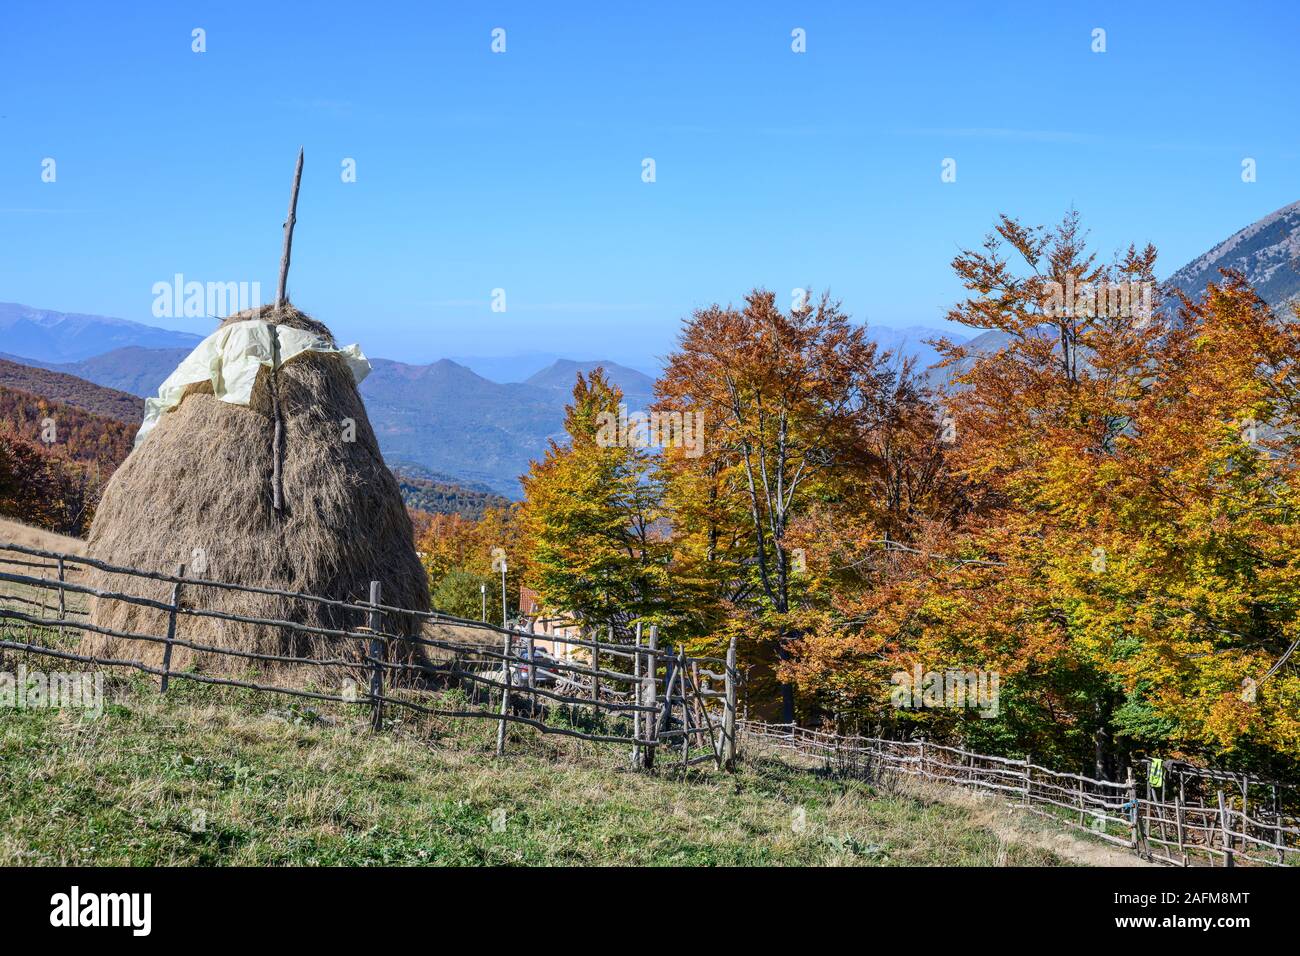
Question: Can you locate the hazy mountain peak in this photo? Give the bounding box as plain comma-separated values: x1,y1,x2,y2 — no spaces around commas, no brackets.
0,301,202,363
525,358,655,390
369,356,493,385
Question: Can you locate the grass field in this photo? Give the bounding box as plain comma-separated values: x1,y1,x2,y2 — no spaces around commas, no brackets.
0,663,1094,867
0,516,1121,867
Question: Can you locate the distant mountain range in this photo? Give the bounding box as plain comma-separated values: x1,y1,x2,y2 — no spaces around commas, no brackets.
0,302,200,362
0,316,931,495
0,306,659,497
361,357,655,495
0,356,512,522
5,204,1295,496
447,351,660,385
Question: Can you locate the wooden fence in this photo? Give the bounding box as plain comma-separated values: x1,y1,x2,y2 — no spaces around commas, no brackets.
0,541,741,771
739,720,1300,867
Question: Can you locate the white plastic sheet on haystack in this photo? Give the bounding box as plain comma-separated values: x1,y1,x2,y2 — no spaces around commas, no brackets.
134,319,371,448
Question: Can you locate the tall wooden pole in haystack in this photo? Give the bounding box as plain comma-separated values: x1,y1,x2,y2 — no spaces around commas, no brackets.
271,147,304,513
276,148,304,310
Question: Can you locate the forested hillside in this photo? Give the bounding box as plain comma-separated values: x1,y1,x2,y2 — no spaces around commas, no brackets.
0,357,144,424
0,384,134,469
0,383,135,536
397,473,509,519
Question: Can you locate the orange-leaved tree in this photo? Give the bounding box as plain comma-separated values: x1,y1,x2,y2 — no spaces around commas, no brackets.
656,289,903,722
417,506,524,625
870,209,1300,774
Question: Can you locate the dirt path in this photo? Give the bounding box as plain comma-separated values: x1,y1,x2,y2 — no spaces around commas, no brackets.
743,733,1152,867
917,782,1152,867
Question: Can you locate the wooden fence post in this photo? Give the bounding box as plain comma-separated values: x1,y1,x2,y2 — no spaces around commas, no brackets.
679,646,690,770
691,658,702,729
641,625,658,769
159,563,185,693
56,556,66,642
656,646,681,767
367,580,384,732
632,622,642,768
1217,789,1234,867
36,556,48,620
722,634,738,771
1241,776,1250,854
1145,769,1153,846
1126,766,1139,849
496,623,513,755
1175,794,1186,862
1274,786,1284,865
590,625,606,719
1134,768,1147,855
1158,768,1169,843
1178,769,1186,860
526,632,536,718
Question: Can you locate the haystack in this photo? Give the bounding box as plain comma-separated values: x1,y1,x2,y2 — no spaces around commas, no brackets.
81,303,430,683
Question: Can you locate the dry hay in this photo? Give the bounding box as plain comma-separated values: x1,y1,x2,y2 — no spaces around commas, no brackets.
80,304,431,686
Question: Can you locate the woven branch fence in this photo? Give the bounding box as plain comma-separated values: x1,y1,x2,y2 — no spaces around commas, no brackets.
739,720,1300,867
10,537,1292,864
0,541,741,771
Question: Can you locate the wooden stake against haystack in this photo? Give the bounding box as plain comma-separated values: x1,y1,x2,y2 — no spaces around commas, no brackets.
271,147,304,512
277,148,304,310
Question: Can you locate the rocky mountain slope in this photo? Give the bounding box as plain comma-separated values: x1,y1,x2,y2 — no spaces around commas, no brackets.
1166,200,1300,309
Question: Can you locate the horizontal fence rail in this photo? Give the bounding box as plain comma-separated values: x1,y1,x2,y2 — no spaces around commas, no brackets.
0,542,741,770
738,720,1300,868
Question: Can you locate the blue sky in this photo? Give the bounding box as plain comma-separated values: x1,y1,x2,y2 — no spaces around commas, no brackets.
1,0,1297,371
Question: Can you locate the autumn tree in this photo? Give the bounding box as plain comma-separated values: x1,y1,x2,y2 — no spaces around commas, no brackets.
926,208,1165,770
0,429,105,537
812,209,1300,774
520,369,670,632
781,368,970,731
1049,274,1300,772
416,506,524,626
657,289,903,722
0,431,54,526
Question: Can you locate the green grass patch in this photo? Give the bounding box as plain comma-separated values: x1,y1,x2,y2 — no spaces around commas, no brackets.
0,665,1071,866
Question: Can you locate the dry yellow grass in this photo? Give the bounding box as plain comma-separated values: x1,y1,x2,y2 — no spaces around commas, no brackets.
0,517,91,618
0,517,86,555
